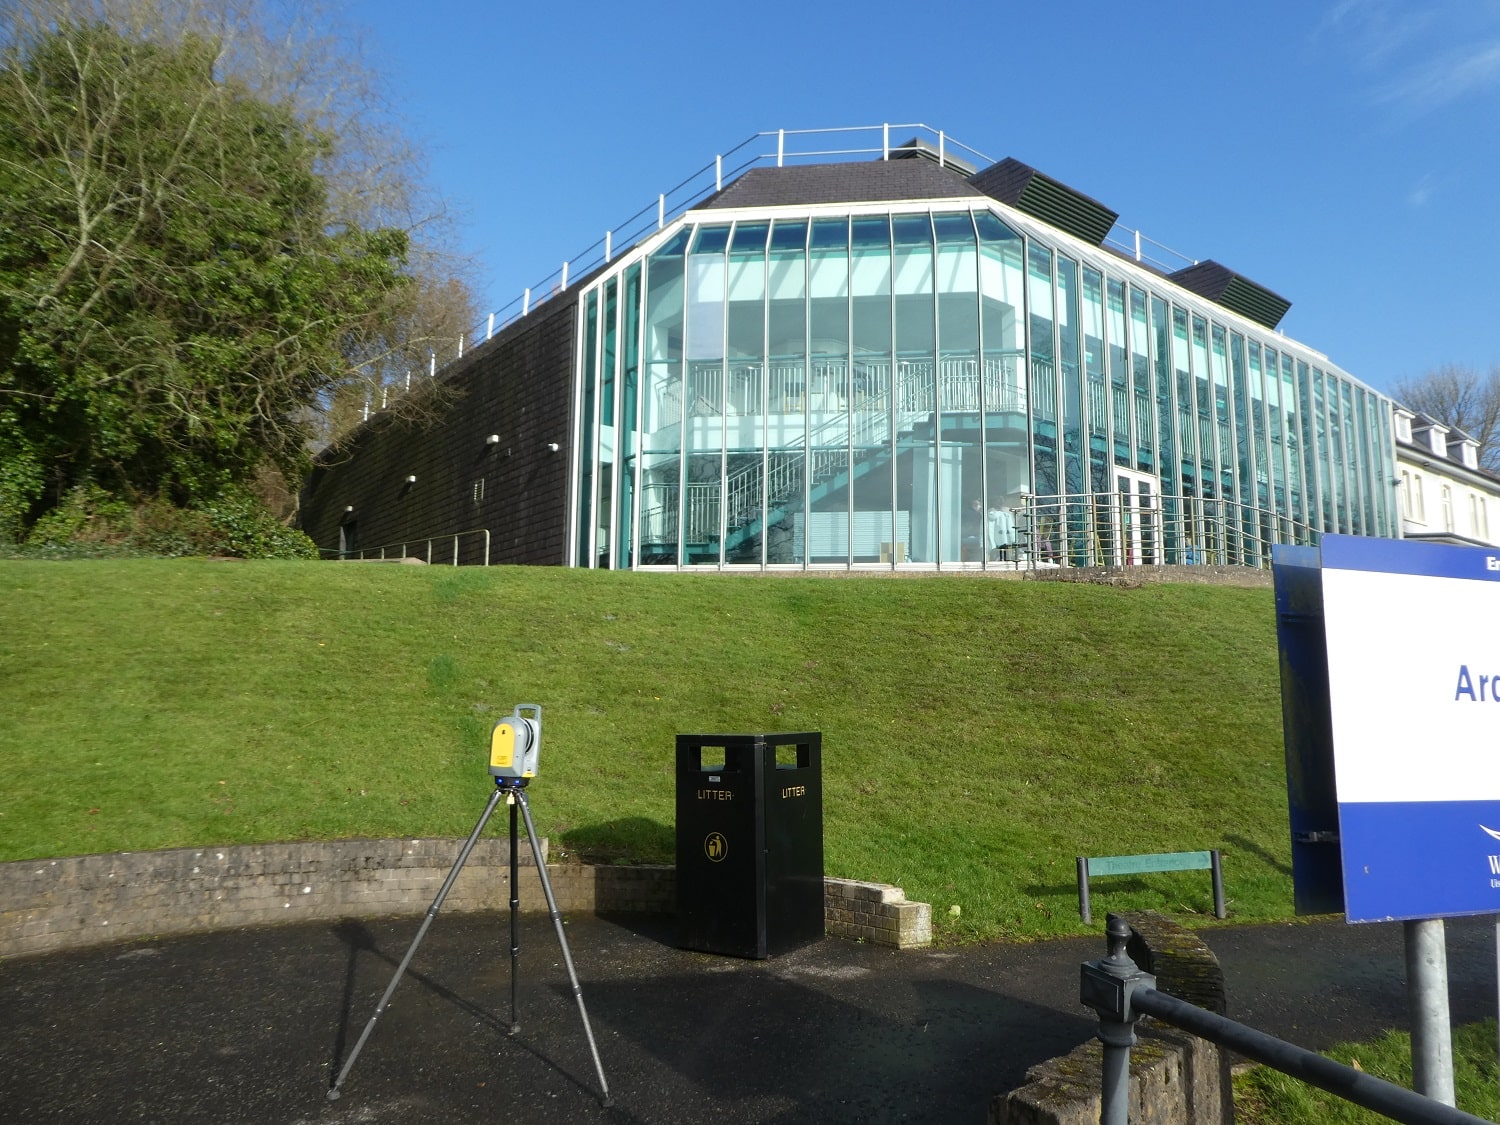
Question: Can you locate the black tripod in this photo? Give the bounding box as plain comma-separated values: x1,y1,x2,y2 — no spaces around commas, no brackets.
328,777,612,1106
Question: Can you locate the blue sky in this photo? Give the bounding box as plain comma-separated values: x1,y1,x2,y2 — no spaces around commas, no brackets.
350,0,1500,398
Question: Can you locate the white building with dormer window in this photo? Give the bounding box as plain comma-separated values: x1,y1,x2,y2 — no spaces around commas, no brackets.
1393,406,1500,547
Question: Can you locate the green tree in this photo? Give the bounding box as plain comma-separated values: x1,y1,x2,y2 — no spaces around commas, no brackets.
0,3,466,542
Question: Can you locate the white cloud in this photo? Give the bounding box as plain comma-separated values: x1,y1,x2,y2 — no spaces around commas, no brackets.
1408,173,1438,207
1317,0,1500,117
1378,41,1500,113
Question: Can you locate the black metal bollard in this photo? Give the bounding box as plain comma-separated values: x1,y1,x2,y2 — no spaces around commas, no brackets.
1079,914,1156,1125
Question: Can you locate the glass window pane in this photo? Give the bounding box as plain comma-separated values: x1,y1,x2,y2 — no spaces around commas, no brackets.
730,221,769,255
770,219,808,251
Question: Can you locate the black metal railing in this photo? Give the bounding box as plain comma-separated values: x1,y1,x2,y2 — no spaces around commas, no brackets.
1080,914,1490,1125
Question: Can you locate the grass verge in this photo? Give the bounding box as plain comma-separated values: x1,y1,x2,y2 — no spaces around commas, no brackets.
1235,1019,1500,1123
1,558,1293,941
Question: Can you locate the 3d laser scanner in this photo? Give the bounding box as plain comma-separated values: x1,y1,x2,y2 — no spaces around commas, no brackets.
489,704,541,780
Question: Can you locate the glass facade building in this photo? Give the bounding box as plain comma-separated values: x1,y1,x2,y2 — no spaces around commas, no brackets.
566,156,1397,571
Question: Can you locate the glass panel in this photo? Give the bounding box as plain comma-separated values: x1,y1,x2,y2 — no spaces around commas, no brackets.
978,213,1029,552
641,237,686,563
893,217,939,561
765,232,808,565
1285,353,1308,532
725,226,767,565
770,219,808,252
595,278,617,568
576,289,599,566
1083,267,1108,493
1057,257,1085,564
808,221,849,565
730,221,769,255
1230,331,1257,563
1130,288,1153,473
933,211,976,244
616,263,641,568
683,227,728,563
1153,296,1179,558
935,216,983,562
848,218,893,564
1107,278,1129,467
1028,244,1058,551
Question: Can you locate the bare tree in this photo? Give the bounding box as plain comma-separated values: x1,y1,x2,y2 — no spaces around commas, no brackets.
1392,363,1500,472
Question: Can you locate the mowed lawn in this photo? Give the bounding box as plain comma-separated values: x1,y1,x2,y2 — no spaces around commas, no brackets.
0,559,1295,941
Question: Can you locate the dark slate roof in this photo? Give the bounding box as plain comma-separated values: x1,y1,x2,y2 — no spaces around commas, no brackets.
968,157,1118,245
701,160,984,209
1168,260,1292,330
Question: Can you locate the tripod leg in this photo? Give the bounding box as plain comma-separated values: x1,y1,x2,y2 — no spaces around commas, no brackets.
516,790,613,1108
509,792,520,1034
328,786,506,1101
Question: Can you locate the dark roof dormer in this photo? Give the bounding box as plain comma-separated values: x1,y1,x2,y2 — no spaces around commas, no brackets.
968,157,1118,245
1168,260,1291,330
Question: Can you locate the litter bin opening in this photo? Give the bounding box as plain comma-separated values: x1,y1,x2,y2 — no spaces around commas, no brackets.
686,744,761,773
775,743,812,770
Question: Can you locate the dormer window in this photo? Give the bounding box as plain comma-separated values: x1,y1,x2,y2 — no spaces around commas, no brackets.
1394,412,1413,443
1428,427,1449,457
1459,440,1479,469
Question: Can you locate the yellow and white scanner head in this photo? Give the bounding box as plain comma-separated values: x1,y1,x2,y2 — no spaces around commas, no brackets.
489,704,542,779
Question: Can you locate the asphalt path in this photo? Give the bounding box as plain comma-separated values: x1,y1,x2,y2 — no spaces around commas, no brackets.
2,912,1497,1124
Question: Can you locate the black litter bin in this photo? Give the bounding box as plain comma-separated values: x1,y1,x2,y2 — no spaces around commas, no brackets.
675,732,824,959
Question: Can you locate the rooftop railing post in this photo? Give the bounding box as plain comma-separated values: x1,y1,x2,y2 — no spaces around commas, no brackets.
717,153,723,189
605,230,612,263
776,131,784,167
883,122,890,160
487,312,495,340
658,194,665,229
523,288,531,316
939,129,946,167
1080,915,1156,1125
561,261,569,290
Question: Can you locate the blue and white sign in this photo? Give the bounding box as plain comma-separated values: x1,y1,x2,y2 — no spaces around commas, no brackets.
1321,535,1500,922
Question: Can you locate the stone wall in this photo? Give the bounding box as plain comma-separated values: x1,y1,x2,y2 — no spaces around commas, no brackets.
990,911,1232,1125
0,839,931,959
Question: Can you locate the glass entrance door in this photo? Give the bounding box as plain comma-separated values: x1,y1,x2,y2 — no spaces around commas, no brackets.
1110,468,1160,566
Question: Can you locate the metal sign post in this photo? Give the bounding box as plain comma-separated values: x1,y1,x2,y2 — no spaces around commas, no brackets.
327,706,611,1107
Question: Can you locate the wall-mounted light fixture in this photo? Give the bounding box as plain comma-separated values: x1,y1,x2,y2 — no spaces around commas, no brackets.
405,474,417,484
344,505,355,513
547,443,560,453
486,434,501,446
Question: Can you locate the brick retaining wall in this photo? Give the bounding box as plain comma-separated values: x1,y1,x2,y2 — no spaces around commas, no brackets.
0,840,930,959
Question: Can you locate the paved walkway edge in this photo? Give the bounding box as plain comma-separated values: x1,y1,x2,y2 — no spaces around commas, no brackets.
0,839,931,958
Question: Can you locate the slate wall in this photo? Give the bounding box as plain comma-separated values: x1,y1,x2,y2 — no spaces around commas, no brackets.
300,293,579,566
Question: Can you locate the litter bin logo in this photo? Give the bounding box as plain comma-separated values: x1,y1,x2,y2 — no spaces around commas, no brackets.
704,832,728,862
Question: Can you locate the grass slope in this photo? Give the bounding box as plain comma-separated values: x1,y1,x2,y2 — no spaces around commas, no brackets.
0,559,1293,941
